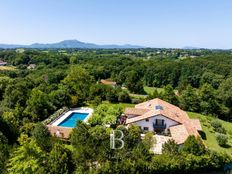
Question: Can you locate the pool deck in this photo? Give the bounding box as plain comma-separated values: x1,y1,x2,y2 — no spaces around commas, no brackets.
47,107,93,139
51,107,93,126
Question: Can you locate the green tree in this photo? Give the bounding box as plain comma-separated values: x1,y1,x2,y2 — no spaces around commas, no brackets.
89,104,122,126
2,78,33,109
0,76,12,101
47,143,73,174
200,72,224,89
179,85,200,112
125,70,144,94
0,132,9,174
49,87,70,108
125,125,141,149
162,139,179,154
7,139,46,174
118,91,131,103
24,88,54,121
199,84,229,118
62,66,93,106
31,123,52,152
106,88,119,103
162,84,178,105
182,135,205,155
218,77,232,117
142,131,155,149
2,112,19,128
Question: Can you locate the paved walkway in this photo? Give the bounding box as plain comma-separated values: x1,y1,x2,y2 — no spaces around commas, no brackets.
152,135,172,154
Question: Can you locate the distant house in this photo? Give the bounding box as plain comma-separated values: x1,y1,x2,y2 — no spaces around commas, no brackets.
0,60,7,66
124,98,202,145
27,64,36,70
100,79,117,88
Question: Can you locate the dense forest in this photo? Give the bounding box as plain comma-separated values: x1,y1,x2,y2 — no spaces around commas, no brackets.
0,48,232,173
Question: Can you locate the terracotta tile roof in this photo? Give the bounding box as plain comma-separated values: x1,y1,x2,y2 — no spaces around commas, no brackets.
125,98,201,144
124,108,150,116
47,125,73,139
100,79,117,86
191,119,203,131
169,125,189,144
126,98,189,124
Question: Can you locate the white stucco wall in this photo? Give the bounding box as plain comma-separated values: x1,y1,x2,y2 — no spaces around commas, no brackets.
132,115,179,131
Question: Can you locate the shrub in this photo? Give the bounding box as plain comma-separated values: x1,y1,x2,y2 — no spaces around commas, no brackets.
182,135,205,155
215,126,227,134
106,89,118,103
210,119,222,129
118,91,131,103
92,96,102,106
216,133,228,147
210,119,227,134
143,131,155,149
43,107,68,125
162,139,179,154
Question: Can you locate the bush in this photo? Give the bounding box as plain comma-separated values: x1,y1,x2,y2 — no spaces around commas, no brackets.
106,89,118,103
142,131,155,149
162,139,179,154
210,119,222,129
118,91,131,103
215,126,227,134
216,133,228,147
182,135,205,155
43,107,68,125
210,119,227,134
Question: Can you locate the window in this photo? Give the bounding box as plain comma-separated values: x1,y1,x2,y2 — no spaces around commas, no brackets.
143,127,149,131
145,118,149,122
155,105,164,110
155,119,164,126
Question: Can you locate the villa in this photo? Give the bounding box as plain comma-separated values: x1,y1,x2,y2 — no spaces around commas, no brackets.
124,98,202,145
47,107,93,139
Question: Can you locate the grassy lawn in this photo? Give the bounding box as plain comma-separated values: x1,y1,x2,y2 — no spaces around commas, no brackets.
129,93,148,99
0,66,16,71
144,86,179,96
144,86,164,95
101,101,135,109
188,112,232,154
86,101,135,110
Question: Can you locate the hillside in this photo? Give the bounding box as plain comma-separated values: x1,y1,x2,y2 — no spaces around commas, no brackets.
188,112,232,154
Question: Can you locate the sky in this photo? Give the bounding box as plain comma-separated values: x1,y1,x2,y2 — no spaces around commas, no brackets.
0,0,232,48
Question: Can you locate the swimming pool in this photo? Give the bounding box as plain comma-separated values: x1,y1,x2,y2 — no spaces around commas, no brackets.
58,112,89,128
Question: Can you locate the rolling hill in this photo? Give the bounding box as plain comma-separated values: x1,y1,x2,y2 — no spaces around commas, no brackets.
0,40,144,49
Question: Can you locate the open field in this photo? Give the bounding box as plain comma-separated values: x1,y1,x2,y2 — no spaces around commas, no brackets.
0,66,16,71
144,86,164,95
188,112,232,154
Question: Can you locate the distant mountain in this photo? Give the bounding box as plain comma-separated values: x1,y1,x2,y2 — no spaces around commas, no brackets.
182,46,201,50
0,44,23,49
0,40,144,49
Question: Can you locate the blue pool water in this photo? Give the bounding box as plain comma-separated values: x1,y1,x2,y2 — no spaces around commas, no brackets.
58,112,89,128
